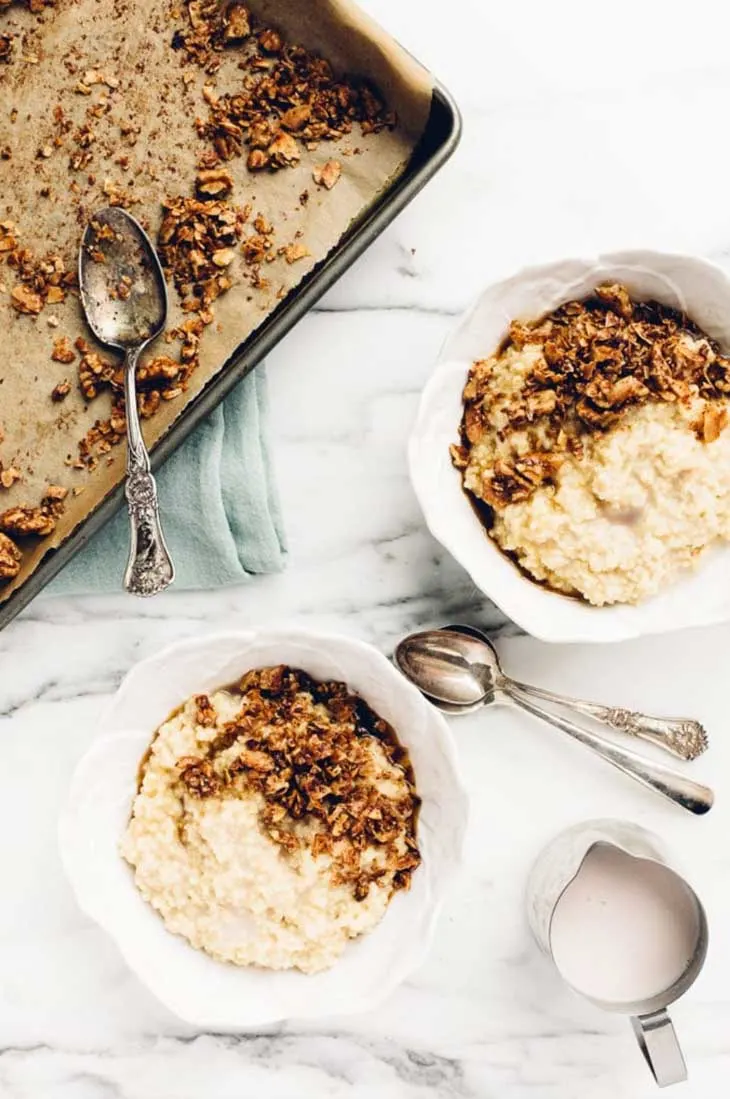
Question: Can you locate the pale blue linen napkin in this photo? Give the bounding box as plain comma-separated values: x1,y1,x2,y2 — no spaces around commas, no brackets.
47,367,286,595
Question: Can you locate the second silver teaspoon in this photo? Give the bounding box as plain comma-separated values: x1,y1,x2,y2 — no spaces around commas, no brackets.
79,208,175,597
394,628,713,816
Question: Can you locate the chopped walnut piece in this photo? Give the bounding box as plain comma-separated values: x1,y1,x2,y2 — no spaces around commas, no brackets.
0,222,17,253
449,443,469,470
138,390,161,419
11,285,43,315
480,453,564,509
178,756,222,798
194,693,217,727
42,484,68,503
195,167,234,197
51,380,71,402
248,120,279,151
0,466,21,489
236,747,276,773
51,336,76,364
0,505,55,537
137,356,181,385
212,247,235,267
77,342,117,401
283,242,309,264
41,484,68,518
280,104,311,133
223,2,250,41
76,407,126,467
246,149,268,171
101,178,137,208
594,282,633,320
267,131,300,168
44,285,66,305
0,532,21,580
257,27,282,53
0,33,13,63
695,404,728,444
313,159,342,190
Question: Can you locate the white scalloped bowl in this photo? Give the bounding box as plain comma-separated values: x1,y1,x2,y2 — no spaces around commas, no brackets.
58,629,468,1029
409,249,730,643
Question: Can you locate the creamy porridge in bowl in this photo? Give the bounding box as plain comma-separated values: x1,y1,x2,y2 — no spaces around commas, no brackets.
59,629,467,1028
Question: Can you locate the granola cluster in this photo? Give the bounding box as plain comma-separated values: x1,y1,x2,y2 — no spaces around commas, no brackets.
1,222,75,316
181,1,394,170
158,195,248,311
453,284,730,509
0,485,68,574
173,666,421,902
172,0,253,70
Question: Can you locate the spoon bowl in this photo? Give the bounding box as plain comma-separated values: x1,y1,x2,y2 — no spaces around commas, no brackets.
79,207,167,350
394,629,500,707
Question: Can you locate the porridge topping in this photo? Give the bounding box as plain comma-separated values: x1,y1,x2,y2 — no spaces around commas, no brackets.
454,285,730,606
121,665,421,973
453,286,730,510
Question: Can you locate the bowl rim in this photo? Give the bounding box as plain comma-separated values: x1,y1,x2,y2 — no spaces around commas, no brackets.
59,626,469,1028
409,248,730,644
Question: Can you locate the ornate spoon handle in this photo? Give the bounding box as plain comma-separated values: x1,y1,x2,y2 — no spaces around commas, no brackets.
123,347,175,597
505,686,713,815
508,678,707,762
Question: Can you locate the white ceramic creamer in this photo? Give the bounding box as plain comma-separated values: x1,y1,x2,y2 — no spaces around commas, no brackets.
526,820,708,1087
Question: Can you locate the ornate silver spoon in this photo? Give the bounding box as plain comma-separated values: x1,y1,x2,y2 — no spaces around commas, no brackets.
79,207,175,597
394,628,713,816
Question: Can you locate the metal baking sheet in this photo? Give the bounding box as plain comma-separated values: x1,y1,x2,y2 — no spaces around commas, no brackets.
0,83,460,630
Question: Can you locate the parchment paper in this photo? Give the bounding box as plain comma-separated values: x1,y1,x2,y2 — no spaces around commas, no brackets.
0,0,432,605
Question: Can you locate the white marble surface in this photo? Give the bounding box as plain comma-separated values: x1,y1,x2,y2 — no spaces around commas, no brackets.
4,0,730,1094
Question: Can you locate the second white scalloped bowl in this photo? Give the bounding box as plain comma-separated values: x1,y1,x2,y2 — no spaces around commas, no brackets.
409,250,730,643
58,628,468,1029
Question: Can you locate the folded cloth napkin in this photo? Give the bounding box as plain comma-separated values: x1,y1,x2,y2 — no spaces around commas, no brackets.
48,366,286,596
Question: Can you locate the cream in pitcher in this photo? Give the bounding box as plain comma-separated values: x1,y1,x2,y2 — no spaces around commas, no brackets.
527,820,708,1087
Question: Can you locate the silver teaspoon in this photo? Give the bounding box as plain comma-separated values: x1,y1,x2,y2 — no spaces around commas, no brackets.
394,629,713,816
442,624,707,762
79,208,175,597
